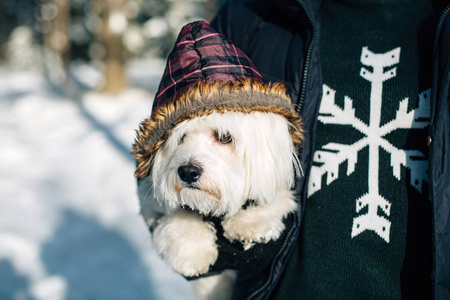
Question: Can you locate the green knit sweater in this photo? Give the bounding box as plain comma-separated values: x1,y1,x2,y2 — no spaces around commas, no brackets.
272,0,435,298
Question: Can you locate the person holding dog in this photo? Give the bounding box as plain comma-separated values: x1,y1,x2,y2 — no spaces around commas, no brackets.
211,0,450,299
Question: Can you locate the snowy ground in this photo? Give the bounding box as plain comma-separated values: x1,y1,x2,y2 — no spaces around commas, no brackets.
0,60,196,300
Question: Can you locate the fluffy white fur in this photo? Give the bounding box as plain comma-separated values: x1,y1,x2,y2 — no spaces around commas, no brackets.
139,111,300,300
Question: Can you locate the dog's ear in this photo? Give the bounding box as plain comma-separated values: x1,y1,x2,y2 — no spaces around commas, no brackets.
242,113,298,204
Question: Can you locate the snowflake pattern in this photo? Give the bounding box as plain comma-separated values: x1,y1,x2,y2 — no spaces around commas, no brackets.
308,47,430,243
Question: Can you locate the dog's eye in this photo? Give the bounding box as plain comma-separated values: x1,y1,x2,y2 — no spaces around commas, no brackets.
180,134,186,143
214,131,233,144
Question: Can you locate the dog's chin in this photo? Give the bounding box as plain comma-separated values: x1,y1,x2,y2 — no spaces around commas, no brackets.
179,187,224,216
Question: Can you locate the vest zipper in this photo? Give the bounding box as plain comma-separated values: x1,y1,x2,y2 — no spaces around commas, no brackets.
432,5,450,59
295,0,318,115
246,214,298,300
246,2,317,299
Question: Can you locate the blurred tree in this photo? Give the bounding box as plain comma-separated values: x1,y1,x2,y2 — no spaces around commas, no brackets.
1,0,218,93
0,0,38,60
99,0,127,93
42,0,71,90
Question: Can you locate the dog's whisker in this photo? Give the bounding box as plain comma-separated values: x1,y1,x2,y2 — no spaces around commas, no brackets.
143,185,152,201
292,152,303,178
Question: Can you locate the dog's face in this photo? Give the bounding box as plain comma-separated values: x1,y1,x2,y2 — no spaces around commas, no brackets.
148,111,299,217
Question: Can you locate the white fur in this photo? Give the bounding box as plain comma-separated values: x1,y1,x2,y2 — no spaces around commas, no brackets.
138,111,300,300
153,210,218,277
221,189,298,246
149,111,299,216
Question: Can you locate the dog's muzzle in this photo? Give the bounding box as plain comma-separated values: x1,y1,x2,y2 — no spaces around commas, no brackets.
178,163,202,184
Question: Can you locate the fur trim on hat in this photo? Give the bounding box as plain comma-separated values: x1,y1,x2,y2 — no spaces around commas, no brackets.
132,78,303,179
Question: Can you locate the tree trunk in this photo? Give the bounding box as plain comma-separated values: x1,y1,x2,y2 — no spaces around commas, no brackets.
100,0,127,94
43,0,71,90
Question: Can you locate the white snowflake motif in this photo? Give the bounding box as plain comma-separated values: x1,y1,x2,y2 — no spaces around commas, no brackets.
308,47,430,243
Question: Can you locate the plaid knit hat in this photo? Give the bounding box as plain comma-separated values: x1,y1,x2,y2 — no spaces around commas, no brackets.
133,21,303,179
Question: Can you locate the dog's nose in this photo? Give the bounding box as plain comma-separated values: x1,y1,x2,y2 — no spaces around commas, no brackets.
178,164,202,184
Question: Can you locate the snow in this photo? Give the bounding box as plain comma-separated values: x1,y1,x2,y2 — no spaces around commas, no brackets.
0,61,195,300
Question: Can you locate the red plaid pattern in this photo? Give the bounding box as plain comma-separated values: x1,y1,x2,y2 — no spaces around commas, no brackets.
153,21,263,109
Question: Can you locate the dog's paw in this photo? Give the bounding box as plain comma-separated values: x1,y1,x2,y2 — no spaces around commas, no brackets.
222,208,286,245
169,237,219,277
153,210,218,277
222,189,297,246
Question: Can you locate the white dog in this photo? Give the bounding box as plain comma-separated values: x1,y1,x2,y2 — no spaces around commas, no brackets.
132,21,303,300
137,109,301,299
